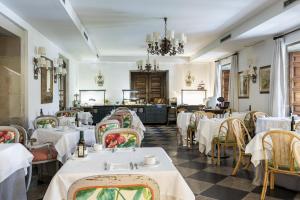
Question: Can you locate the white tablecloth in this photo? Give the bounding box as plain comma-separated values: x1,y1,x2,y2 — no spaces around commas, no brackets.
0,143,33,183
197,118,225,154
255,117,300,134
58,117,75,126
78,111,93,125
177,112,192,137
44,147,194,200
224,112,247,120
31,126,96,163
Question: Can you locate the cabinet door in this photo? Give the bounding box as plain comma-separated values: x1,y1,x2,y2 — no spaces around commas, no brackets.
148,73,165,102
131,73,148,102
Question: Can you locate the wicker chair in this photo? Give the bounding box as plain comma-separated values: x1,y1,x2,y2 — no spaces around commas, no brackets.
211,118,237,165
231,119,252,175
244,111,256,137
67,174,160,200
55,110,77,117
95,120,120,144
187,111,207,148
0,126,20,143
102,128,141,148
33,115,59,129
261,130,300,200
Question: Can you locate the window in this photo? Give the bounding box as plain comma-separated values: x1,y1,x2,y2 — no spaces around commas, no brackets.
289,52,300,114
221,70,230,101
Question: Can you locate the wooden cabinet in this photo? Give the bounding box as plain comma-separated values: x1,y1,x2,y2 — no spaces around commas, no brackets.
130,71,168,103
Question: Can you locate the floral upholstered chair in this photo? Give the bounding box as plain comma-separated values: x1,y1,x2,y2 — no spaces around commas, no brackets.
102,128,141,148
95,120,120,144
0,126,19,143
33,115,59,129
108,115,124,128
10,124,28,145
55,110,77,117
117,112,133,128
67,174,160,200
115,107,130,112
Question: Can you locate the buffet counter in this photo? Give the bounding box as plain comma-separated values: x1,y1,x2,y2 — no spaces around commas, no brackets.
82,104,168,124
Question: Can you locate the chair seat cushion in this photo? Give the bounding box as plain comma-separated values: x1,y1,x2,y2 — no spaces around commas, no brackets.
31,146,57,162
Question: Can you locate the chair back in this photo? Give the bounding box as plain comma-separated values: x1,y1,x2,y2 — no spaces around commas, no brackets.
205,112,216,119
95,120,120,143
190,111,207,127
67,174,160,200
102,128,141,148
262,130,300,171
243,111,256,136
113,112,133,128
108,115,123,128
218,118,236,143
55,110,77,117
252,111,268,124
33,115,59,129
177,108,187,113
231,119,251,151
10,124,28,145
0,126,20,143
115,107,130,112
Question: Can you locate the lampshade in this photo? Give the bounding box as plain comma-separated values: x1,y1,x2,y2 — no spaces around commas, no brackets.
37,47,46,56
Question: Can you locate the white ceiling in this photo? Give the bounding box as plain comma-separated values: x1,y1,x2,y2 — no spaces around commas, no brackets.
70,0,277,57
3,0,300,62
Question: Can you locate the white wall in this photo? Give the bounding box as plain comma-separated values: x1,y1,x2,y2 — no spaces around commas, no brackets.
77,61,215,104
0,3,79,128
238,39,274,113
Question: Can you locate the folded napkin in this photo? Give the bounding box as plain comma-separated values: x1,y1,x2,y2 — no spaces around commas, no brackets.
108,162,131,171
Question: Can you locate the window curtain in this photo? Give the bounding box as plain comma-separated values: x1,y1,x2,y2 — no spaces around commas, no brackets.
229,54,239,111
269,38,289,117
212,61,221,105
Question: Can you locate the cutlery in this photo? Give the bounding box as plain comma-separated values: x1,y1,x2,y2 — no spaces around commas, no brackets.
133,147,136,152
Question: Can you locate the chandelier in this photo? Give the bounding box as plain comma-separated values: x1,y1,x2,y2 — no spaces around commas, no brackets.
146,17,187,56
136,53,159,72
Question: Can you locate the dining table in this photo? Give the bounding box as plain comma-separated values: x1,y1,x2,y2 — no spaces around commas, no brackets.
43,147,195,200
31,125,96,163
197,118,225,154
0,143,33,200
177,112,193,146
255,116,300,134
245,131,300,191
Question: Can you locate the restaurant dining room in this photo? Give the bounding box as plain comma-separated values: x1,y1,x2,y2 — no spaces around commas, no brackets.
1,0,300,200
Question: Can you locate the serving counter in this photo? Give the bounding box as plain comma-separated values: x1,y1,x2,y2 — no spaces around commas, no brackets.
82,104,168,124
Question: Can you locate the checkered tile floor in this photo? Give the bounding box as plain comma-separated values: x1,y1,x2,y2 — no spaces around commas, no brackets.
28,125,300,200
143,125,300,200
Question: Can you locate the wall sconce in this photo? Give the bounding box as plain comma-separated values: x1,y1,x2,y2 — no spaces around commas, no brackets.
33,47,52,79
54,58,67,83
244,66,257,83
185,71,195,87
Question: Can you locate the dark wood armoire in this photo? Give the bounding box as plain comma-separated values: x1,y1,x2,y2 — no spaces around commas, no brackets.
130,71,168,103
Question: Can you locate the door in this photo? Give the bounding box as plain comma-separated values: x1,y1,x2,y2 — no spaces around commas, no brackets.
290,52,300,114
131,73,148,102
221,70,230,101
148,73,165,102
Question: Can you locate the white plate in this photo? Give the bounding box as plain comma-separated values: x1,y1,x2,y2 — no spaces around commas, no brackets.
140,160,160,167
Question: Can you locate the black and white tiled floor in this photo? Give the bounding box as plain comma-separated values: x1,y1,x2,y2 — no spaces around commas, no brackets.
28,125,300,200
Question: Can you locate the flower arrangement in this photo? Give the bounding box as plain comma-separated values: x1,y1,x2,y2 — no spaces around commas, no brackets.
0,130,16,143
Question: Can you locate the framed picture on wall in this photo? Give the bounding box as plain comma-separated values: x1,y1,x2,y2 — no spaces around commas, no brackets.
259,65,271,93
238,72,249,98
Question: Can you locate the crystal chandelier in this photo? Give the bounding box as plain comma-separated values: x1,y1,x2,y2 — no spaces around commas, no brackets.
146,17,187,56
136,53,159,72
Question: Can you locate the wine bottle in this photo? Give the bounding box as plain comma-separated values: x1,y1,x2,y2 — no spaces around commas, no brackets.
75,113,79,127
249,105,252,111
40,108,44,116
291,116,296,131
229,109,232,117
78,131,86,157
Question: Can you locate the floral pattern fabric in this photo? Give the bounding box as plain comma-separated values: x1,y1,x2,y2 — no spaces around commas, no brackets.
75,186,153,200
37,119,57,128
105,133,138,148
0,130,16,143
97,123,119,144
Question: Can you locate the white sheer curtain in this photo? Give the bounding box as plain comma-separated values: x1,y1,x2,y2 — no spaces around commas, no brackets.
269,38,289,117
212,61,221,105
229,54,239,111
